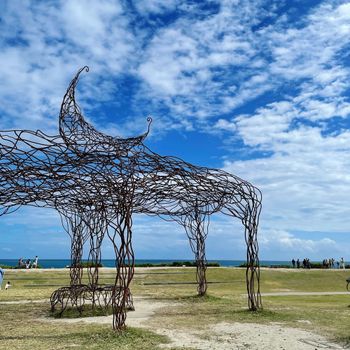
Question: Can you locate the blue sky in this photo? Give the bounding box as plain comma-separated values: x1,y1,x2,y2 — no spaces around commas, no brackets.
1,0,350,261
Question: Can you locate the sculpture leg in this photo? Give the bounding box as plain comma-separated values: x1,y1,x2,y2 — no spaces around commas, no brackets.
86,215,106,308
108,209,134,331
70,225,84,286
244,201,262,311
53,212,86,315
184,211,209,296
59,212,85,286
86,215,106,288
194,233,207,296
87,234,102,287
68,226,84,313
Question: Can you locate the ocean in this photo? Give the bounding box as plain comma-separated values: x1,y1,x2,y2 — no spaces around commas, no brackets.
0,259,292,268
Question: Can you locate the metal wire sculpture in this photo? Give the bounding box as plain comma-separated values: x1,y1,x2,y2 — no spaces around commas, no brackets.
0,67,262,331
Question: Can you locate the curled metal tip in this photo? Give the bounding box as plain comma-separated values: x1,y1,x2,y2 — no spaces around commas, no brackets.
76,66,90,77
145,116,153,136
68,66,90,92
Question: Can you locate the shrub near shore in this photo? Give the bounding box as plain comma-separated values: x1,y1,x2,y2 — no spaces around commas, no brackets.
134,261,220,267
0,264,42,269
66,261,220,268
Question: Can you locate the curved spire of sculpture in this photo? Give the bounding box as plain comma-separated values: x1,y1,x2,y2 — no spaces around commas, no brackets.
59,66,152,155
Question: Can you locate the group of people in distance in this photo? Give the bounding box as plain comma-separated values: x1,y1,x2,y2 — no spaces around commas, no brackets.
0,255,40,290
291,258,311,268
18,256,39,269
0,267,11,290
291,257,346,269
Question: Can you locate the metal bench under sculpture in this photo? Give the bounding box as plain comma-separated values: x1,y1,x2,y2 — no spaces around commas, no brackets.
50,284,134,317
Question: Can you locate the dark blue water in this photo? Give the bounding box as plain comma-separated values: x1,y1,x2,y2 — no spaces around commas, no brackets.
0,259,292,268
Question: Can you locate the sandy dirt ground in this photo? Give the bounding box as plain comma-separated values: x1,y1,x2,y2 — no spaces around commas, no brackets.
261,291,349,296
156,322,346,350
43,296,171,328
39,297,348,350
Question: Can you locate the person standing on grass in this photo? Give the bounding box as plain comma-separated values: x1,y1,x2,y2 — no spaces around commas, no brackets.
340,257,345,269
25,259,31,269
33,256,39,268
0,267,4,290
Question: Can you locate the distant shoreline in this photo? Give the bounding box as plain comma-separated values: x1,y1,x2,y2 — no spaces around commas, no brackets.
0,258,291,269
1,258,347,269
1,267,348,272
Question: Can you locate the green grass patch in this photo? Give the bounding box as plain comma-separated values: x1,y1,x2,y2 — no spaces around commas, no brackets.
0,302,169,350
1,267,350,349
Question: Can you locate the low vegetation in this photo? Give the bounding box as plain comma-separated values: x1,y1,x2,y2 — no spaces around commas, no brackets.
134,261,220,267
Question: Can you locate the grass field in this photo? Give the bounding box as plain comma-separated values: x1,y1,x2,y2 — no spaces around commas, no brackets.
0,267,349,349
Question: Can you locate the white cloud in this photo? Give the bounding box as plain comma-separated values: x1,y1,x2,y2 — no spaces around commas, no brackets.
267,3,350,81
134,0,181,15
135,0,350,135
223,128,350,233
258,229,344,260
214,2,350,252
0,0,136,132
1,247,13,252
234,101,295,148
137,0,270,121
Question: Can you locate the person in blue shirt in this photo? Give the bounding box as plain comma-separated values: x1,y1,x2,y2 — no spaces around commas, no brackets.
0,267,4,290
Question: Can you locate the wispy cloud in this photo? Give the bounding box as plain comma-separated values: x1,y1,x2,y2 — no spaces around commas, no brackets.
220,2,350,240
133,0,182,15
258,229,344,260
137,0,272,122
0,0,136,132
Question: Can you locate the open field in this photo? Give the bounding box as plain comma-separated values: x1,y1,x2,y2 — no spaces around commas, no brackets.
0,267,349,349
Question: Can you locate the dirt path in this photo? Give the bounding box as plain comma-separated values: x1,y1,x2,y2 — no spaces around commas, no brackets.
261,291,349,296
0,299,47,304
39,297,347,349
42,296,171,328
156,322,346,350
